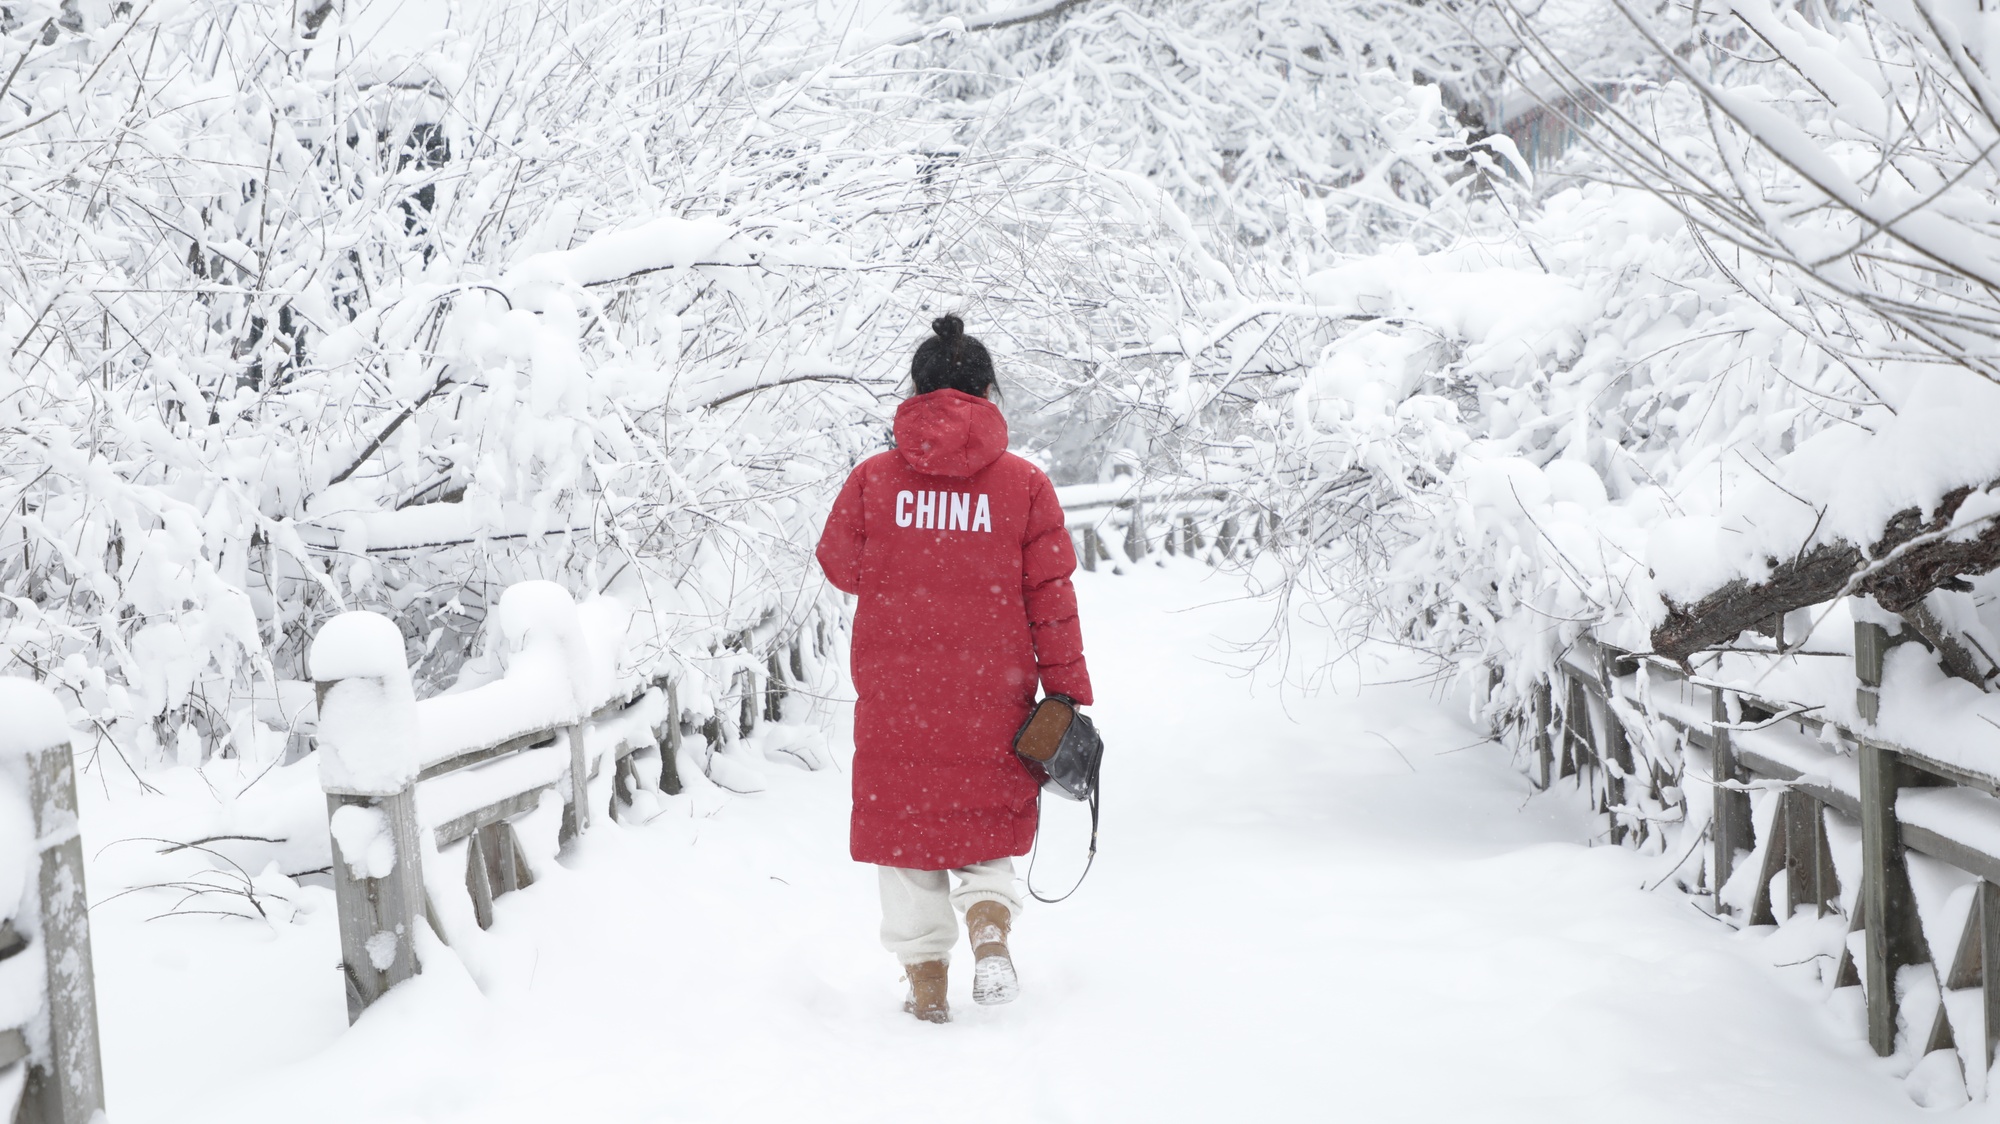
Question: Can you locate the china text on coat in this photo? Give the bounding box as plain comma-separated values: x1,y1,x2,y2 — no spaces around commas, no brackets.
895,490,994,532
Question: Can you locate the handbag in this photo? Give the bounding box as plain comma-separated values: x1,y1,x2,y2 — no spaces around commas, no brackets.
1013,694,1101,801
1012,694,1103,902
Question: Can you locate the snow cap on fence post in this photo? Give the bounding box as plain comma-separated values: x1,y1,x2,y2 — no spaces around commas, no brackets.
498,581,592,715
309,611,420,796
0,675,63,885
0,675,62,927
0,678,70,759
0,675,67,919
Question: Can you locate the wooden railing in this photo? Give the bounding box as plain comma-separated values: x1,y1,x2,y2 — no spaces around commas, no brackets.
306,580,823,1020
1057,482,1267,570
1513,624,2000,1091
0,583,820,1117
0,680,103,1124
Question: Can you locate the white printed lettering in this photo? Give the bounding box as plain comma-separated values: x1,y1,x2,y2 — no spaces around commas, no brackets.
895,490,914,527
949,492,971,531
915,490,936,529
972,494,992,533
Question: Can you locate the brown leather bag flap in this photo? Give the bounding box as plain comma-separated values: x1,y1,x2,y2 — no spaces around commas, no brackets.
1015,697,1075,763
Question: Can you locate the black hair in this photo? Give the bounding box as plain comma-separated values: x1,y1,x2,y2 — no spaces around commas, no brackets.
909,315,997,398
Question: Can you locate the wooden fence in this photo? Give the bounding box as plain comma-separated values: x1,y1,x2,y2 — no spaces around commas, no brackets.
1058,482,1269,571
1515,623,2000,1092
307,580,827,1020
0,681,103,1124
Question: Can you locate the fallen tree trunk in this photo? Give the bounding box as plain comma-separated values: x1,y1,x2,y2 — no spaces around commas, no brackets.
1650,485,2000,667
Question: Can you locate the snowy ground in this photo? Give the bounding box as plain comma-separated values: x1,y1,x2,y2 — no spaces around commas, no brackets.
89,562,1943,1122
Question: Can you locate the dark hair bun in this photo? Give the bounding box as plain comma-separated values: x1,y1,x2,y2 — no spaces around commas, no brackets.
910,313,996,399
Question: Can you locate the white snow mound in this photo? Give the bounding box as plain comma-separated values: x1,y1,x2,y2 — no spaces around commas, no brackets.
0,678,71,756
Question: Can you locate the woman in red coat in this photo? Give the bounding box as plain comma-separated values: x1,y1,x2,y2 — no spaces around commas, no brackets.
816,315,1092,1024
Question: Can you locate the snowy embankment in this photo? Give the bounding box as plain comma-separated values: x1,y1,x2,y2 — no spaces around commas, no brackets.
85,564,1930,1121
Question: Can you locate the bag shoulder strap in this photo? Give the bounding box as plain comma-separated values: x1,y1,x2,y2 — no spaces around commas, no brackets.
1025,750,1101,904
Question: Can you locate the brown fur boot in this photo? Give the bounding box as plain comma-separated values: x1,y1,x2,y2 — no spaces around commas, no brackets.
901,959,950,1023
966,901,1019,1006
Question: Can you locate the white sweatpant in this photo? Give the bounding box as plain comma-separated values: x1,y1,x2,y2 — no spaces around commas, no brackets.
878,859,1024,965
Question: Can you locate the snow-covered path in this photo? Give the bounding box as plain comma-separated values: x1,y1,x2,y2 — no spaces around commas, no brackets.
109,565,1937,1122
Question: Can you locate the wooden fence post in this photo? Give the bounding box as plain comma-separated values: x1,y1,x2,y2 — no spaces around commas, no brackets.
1531,680,1553,790
1078,527,1099,572
1123,499,1147,562
1857,618,1890,725
1983,880,2000,1074
1555,672,1577,781
465,822,532,932
1859,739,1928,1056
659,680,683,796
1564,674,1595,787
1600,713,1631,844
562,722,590,843
1783,791,1838,919
1936,878,2000,1074
492,583,595,844
309,612,427,1023
1711,687,1753,911
1596,650,1635,845
765,650,787,722
1850,609,1930,1054
0,680,104,1124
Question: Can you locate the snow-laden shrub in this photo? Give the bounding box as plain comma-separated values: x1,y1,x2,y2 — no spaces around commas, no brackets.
1373,0,2000,694
1093,0,2000,682
1120,177,1840,678
0,0,1522,772
822,0,1522,482
0,2,860,762
893,0,1506,248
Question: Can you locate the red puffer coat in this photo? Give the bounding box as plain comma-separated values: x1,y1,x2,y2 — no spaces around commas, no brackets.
816,389,1092,870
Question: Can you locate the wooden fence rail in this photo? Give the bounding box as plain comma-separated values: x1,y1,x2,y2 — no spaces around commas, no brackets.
0,680,103,1124
1515,623,2000,1090
307,580,824,1021
1063,493,2000,1095
1057,483,1266,571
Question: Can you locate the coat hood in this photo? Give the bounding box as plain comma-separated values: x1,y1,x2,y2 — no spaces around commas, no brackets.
893,389,1008,478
